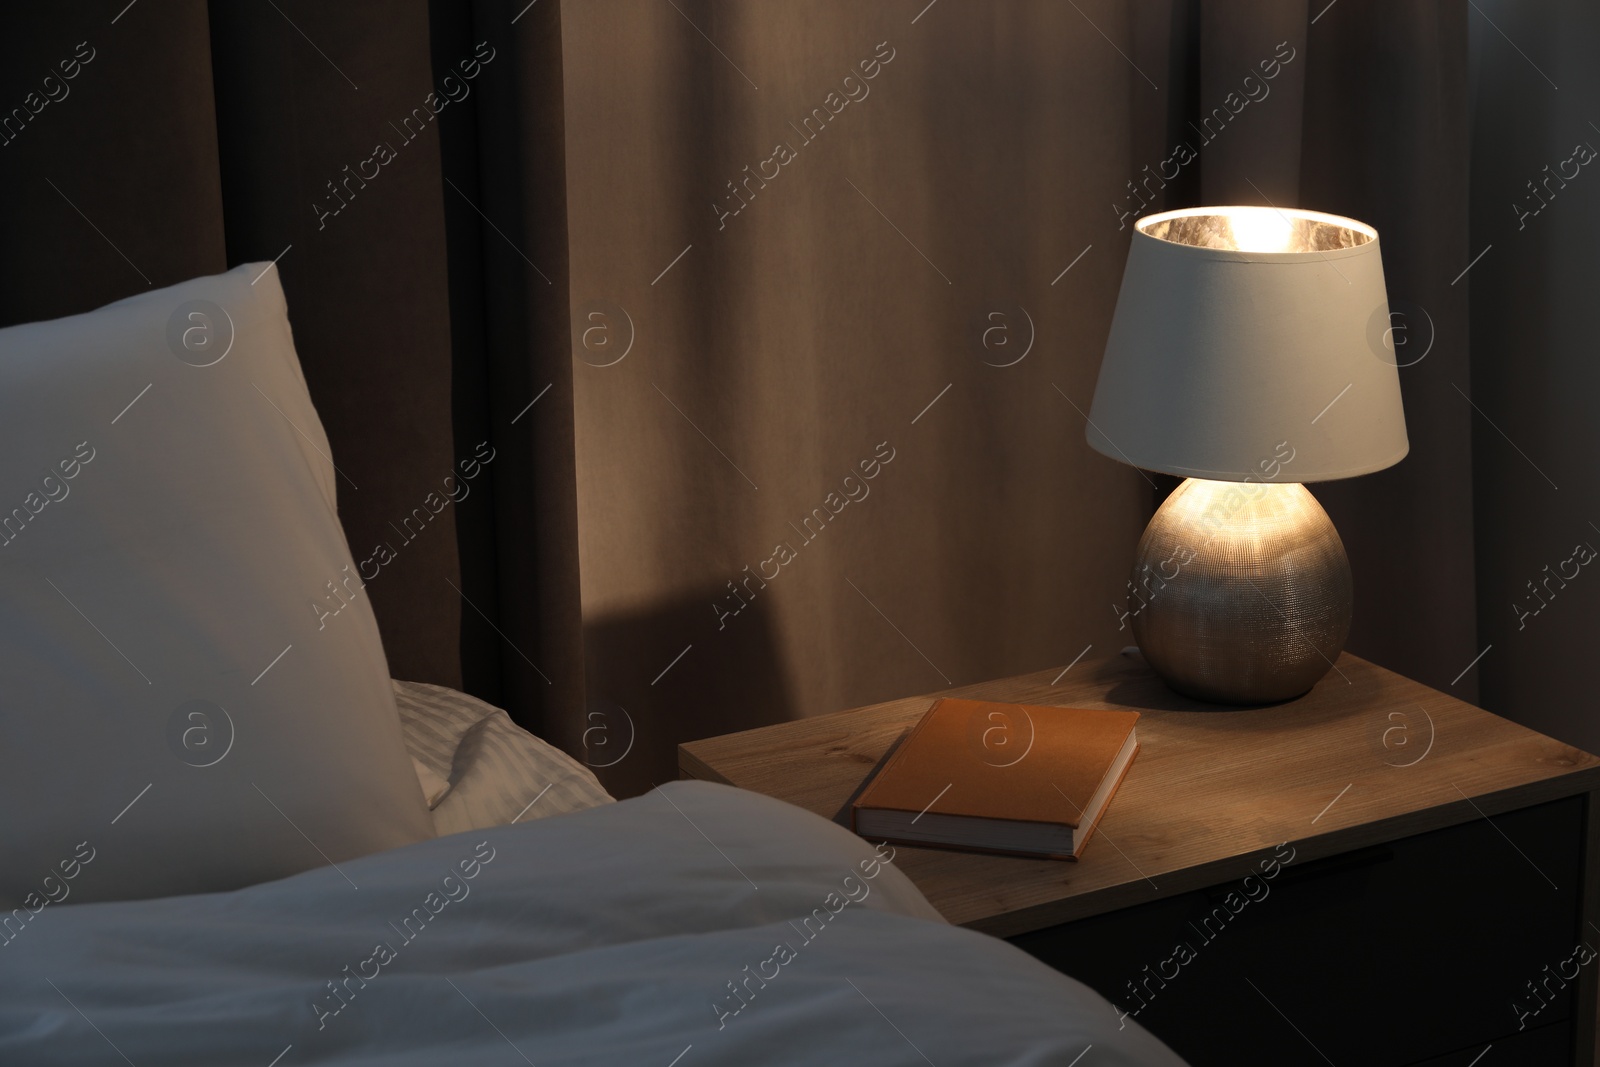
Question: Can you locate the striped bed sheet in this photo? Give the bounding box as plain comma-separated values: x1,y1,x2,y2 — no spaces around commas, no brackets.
392,679,615,837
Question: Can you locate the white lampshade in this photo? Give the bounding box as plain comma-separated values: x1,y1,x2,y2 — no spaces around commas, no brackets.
1086,205,1409,483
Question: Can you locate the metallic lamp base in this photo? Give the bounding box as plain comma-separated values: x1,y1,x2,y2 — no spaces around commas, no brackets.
1129,478,1353,705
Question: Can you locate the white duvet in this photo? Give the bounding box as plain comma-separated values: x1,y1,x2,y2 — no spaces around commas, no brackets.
0,782,1186,1066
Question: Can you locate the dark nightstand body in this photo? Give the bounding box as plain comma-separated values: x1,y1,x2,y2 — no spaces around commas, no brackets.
1013,795,1582,1063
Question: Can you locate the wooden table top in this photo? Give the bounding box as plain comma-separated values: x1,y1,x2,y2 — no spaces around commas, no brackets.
679,651,1600,937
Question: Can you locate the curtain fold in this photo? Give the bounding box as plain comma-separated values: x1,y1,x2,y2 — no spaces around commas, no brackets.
450,0,587,756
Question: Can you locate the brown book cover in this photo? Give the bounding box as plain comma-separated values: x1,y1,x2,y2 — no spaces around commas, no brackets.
851,698,1140,859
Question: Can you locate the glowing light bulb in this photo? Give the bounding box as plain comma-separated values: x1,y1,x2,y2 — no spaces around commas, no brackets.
1227,208,1294,253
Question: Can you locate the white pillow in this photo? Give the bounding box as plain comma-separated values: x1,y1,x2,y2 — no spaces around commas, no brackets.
411,755,453,808
0,263,434,905
392,679,614,836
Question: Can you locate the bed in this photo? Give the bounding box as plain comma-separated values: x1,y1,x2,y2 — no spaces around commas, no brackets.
2,777,1184,1065
0,265,1187,1064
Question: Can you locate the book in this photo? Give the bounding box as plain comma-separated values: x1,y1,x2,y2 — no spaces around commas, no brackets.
851,698,1140,860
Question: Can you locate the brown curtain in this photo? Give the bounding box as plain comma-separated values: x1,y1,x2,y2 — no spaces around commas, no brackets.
0,0,585,751
0,1,1479,791
562,0,1476,795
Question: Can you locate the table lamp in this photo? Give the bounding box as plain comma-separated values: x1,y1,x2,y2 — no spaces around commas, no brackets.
1086,205,1408,704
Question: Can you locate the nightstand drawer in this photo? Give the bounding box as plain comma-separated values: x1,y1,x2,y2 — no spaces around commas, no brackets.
1010,795,1585,1066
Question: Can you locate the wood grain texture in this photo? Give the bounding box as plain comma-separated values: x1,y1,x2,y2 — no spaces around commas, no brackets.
680,651,1600,940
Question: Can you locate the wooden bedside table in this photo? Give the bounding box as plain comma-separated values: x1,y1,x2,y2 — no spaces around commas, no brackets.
680,651,1600,1067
